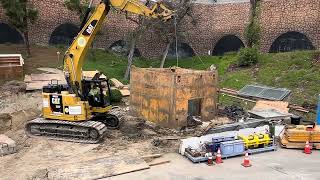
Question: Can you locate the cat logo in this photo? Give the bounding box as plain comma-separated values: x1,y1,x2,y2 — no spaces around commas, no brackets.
82,20,98,36
86,24,94,34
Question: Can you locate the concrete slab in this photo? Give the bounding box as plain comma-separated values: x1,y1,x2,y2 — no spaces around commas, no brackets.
108,149,320,180
0,134,16,156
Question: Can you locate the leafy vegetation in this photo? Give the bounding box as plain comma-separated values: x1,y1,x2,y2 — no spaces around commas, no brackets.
110,89,122,103
237,47,259,67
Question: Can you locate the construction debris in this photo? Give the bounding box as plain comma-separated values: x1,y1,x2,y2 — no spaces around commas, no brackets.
221,105,248,121
219,87,310,113
0,134,16,156
205,119,271,134
248,109,292,120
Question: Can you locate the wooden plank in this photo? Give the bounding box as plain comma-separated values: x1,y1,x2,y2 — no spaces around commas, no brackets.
26,82,50,91
48,154,150,180
119,89,130,96
30,73,65,81
141,154,163,159
110,78,124,89
148,159,170,166
37,67,63,74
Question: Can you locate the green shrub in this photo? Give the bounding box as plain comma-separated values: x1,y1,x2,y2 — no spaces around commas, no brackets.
237,47,259,67
110,89,122,103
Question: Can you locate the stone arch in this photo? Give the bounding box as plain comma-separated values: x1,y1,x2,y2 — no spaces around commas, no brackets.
0,23,24,44
109,40,141,57
269,31,315,53
49,23,79,45
212,35,245,56
167,42,195,59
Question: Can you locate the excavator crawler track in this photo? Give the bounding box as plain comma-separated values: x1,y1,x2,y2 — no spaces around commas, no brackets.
25,118,108,144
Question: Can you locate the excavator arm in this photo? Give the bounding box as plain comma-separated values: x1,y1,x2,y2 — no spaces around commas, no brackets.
63,0,173,97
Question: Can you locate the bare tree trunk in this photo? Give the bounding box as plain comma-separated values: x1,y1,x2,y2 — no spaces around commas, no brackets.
160,42,171,68
124,37,136,80
24,30,31,57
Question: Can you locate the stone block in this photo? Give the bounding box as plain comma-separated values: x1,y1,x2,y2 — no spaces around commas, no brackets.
0,134,16,156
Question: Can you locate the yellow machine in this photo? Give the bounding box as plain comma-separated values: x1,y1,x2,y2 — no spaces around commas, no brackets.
25,0,173,143
238,133,271,149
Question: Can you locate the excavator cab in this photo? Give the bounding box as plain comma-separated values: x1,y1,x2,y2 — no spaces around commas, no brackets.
82,79,112,108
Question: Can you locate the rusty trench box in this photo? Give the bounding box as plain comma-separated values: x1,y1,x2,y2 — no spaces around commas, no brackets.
130,66,218,128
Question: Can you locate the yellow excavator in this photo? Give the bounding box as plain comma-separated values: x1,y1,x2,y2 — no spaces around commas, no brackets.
25,0,173,143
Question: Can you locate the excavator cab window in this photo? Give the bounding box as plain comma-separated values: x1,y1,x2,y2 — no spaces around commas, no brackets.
82,79,112,107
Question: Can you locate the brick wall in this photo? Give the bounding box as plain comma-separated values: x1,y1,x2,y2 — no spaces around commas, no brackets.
260,0,320,52
0,0,319,58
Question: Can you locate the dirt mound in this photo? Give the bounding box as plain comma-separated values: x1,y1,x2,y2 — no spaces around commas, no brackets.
0,113,12,134
0,80,26,95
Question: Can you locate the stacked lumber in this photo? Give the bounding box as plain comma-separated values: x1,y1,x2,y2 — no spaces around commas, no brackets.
280,125,320,149
284,125,320,142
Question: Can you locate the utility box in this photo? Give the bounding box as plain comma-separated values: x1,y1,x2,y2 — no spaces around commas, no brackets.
0,54,24,81
130,66,218,128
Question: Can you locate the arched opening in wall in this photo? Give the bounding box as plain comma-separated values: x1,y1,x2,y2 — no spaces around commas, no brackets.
49,23,79,45
167,42,195,59
269,31,315,53
109,40,141,57
0,23,24,44
212,35,245,56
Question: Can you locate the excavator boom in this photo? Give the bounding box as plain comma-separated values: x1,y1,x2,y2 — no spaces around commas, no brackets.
63,0,173,96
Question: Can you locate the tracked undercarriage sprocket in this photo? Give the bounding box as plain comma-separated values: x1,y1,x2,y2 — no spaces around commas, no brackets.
25,118,108,144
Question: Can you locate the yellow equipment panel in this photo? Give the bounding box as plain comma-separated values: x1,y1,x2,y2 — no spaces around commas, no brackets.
42,92,92,121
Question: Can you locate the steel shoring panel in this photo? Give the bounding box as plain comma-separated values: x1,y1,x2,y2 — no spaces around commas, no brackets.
238,85,291,101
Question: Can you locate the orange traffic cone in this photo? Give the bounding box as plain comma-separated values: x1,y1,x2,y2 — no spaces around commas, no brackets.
304,141,312,154
206,152,214,166
215,148,223,164
241,152,252,167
